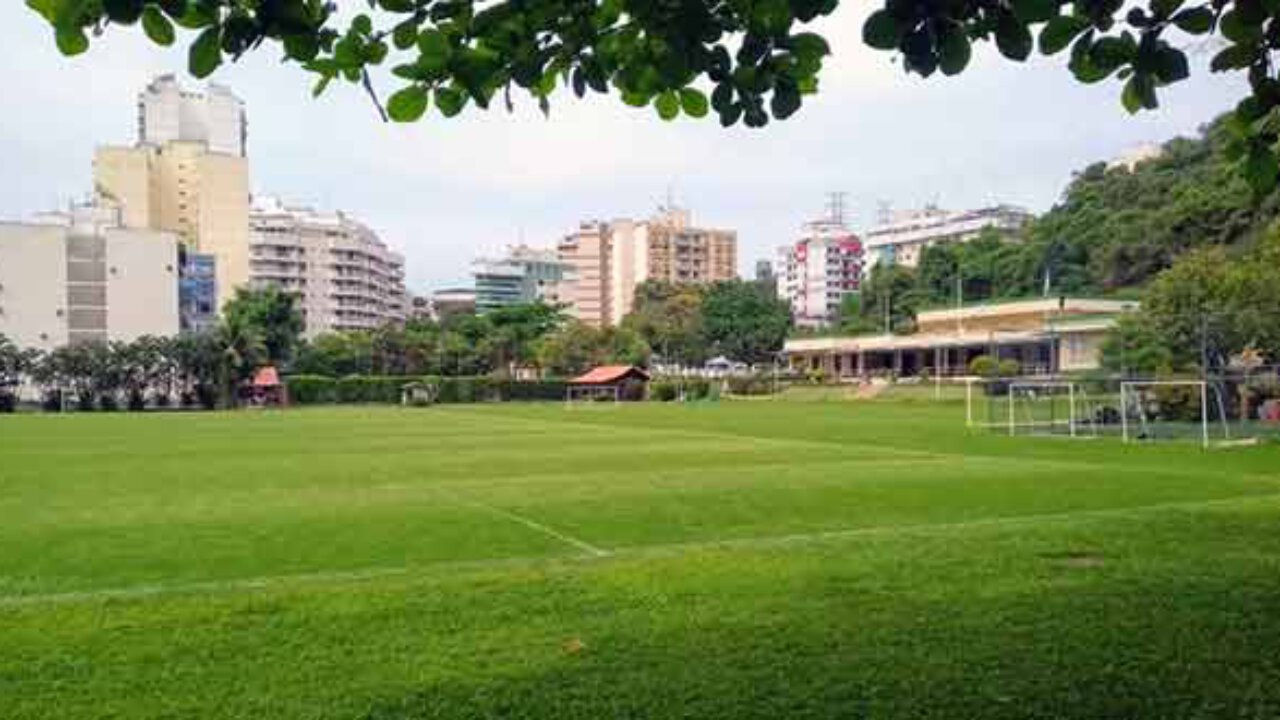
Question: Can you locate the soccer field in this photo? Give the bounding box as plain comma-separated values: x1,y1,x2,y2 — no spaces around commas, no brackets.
2,401,1280,718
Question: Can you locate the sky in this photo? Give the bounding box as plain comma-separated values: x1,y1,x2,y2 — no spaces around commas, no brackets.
0,3,1246,294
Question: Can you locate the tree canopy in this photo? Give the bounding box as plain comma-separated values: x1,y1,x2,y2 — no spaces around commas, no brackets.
26,0,1280,191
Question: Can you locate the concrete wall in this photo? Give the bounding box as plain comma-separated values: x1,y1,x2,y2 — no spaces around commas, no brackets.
0,224,68,351
105,229,180,340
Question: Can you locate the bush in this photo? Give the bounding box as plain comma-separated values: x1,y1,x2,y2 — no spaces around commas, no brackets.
997,359,1021,377
286,375,570,405
968,355,998,378
127,390,146,412
286,375,339,405
98,394,119,412
153,392,172,409
726,375,775,396
0,392,15,413
650,379,678,402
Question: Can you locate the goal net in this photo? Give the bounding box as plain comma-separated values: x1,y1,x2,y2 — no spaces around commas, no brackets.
968,378,1122,439
1120,380,1231,448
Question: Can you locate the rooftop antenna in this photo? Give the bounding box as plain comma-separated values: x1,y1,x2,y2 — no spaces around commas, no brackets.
825,191,848,226
876,199,892,226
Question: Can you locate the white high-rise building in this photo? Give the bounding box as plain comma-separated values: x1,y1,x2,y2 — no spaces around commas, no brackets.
777,216,864,328
138,74,247,157
863,204,1032,269
248,197,407,338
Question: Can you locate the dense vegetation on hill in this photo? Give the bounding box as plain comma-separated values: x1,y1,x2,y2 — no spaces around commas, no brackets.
841,115,1280,337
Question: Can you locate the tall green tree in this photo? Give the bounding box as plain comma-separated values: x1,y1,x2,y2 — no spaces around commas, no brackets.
859,264,919,334
221,287,305,367
622,281,707,365
700,279,791,364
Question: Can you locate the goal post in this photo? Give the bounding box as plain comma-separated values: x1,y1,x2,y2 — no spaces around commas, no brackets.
1006,381,1079,437
1120,380,1222,449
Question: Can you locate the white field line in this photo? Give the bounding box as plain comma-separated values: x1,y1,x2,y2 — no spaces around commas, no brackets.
4,491,1279,609
449,495,610,558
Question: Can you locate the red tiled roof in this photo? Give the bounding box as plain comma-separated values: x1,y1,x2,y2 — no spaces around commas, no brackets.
569,365,650,385
252,366,281,387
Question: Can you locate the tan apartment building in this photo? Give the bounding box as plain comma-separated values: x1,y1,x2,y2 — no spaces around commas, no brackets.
558,207,737,327
93,76,251,312
248,197,406,338
557,221,612,327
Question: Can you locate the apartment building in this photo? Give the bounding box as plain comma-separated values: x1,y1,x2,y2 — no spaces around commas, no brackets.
607,207,736,325
473,245,573,313
556,207,737,327
777,216,865,328
557,221,612,327
0,205,179,350
864,204,1032,269
248,197,406,338
93,76,251,311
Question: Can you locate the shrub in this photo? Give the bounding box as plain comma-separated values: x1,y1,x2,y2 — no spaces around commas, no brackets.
497,379,568,402
98,394,119,412
153,393,172,408
286,375,339,405
726,375,775,396
0,392,15,414
968,355,998,378
997,359,1021,378
127,390,146,412
650,379,678,402
684,378,712,401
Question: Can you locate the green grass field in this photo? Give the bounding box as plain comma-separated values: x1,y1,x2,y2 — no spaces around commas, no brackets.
3,400,1280,719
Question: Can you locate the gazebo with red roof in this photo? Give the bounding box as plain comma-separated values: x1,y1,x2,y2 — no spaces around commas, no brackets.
567,365,650,403
246,366,286,407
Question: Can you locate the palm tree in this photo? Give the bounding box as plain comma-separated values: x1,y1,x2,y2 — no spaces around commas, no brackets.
217,313,266,408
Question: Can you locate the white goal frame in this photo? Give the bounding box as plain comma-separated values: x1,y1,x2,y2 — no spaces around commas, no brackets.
1120,380,1210,449
1006,381,1079,437
564,385,621,407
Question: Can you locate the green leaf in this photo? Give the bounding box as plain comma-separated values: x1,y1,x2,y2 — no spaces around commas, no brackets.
1244,145,1279,194
434,86,465,117
352,14,374,36
1210,43,1258,72
141,6,175,46
771,83,801,119
679,88,709,118
862,10,901,51
655,90,680,120
789,32,830,61
1012,0,1058,24
380,0,417,11
392,21,418,51
283,33,319,62
417,29,451,67
1153,45,1189,83
1039,15,1089,55
937,24,971,75
55,25,89,56
103,0,145,24
1171,7,1214,33
1220,10,1262,43
1089,34,1136,74
189,27,222,79
995,12,1034,61
1121,74,1157,113
388,86,430,122
1151,0,1185,18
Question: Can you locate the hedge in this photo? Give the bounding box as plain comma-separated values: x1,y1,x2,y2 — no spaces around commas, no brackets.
284,375,572,406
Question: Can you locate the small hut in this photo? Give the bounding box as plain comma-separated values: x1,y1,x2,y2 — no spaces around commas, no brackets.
247,366,286,407
401,380,438,407
567,365,651,403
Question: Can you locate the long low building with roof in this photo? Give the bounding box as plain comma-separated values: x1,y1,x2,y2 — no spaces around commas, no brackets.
783,298,1138,378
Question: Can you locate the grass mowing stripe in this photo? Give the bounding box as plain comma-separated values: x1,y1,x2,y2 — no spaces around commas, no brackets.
6,491,1275,608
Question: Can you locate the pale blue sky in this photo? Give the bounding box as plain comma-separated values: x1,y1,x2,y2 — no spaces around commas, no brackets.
0,3,1244,293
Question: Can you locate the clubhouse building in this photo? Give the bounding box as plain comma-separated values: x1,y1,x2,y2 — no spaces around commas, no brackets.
783,298,1138,378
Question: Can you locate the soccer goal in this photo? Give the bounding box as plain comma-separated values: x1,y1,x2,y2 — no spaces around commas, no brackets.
564,385,621,407
1005,381,1081,437
1120,380,1232,448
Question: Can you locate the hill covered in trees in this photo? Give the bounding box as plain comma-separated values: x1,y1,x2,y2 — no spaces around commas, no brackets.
842,115,1280,334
